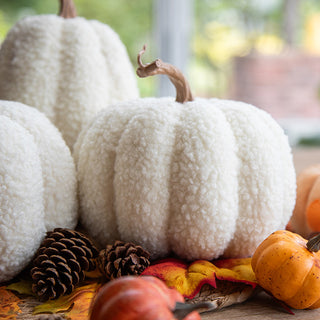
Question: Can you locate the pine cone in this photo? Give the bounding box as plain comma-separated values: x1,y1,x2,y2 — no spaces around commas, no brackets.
98,241,150,280
31,228,99,301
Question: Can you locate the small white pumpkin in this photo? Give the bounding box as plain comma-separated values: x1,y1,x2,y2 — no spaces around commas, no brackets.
0,0,139,150
74,47,296,260
0,100,77,282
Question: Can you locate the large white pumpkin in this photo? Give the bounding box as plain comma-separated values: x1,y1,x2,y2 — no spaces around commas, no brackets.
0,0,139,149
74,48,296,260
0,100,78,282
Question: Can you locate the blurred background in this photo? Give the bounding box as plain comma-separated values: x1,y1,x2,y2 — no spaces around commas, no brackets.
1,0,320,148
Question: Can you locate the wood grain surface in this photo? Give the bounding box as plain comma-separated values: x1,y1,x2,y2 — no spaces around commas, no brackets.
201,291,320,320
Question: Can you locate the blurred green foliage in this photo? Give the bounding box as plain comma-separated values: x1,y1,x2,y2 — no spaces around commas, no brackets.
0,0,152,59
0,0,153,95
0,0,320,98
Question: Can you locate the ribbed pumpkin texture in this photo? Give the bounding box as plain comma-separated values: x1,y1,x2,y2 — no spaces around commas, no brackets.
0,0,139,149
89,276,204,320
74,46,296,260
0,100,77,282
252,230,320,309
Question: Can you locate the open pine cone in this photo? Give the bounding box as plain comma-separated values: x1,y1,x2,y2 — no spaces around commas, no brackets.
31,228,99,301
98,240,150,280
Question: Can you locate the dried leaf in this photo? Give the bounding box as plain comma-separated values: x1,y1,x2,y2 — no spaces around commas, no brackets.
188,282,256,311
0,286,22,319
141,258,257,299
6,279,34,296
33,282,102,320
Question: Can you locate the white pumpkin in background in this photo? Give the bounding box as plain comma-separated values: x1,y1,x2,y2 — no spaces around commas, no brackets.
74,46,296,260
0,0,139,150
0,100,78,282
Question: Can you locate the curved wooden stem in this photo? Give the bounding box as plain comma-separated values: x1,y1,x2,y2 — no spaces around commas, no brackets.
59,0,77,18
136,45,193,104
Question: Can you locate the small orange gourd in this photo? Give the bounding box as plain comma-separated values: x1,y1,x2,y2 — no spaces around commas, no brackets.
89,276,211,320
289,164,320,238
252,230,320,309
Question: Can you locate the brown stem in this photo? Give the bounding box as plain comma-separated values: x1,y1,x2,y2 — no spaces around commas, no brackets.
136,45,194,104
172,302,213,320
306,233,320,252
59,0,77,18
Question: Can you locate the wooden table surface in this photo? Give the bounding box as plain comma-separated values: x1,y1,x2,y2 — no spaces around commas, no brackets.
201,291,320,320
11,147,320,319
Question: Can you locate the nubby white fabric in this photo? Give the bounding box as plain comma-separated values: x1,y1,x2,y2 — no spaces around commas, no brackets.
0,15,139,149
0,100,78,282
75,97,296,260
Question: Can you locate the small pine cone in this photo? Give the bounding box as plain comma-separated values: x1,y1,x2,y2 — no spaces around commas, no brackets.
31,228,99,301
98,241,150,280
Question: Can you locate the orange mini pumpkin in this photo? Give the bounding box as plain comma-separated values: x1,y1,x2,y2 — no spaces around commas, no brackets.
289,164,320,238
89,276,211,320
252,230,320,309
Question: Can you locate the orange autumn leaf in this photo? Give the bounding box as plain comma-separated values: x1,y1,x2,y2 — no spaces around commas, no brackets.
141,258,257,299
0,286,22,319
33,282,102,320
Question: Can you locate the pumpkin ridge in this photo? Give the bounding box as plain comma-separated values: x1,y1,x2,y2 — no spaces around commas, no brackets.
219,101,290,257
78,108,129,245
0,116,46,282
283,258,320,308
89,20,139,103
114,101,177,258
258,239,313,301
168,100,238,260
258,109,294,228
166,102,184,256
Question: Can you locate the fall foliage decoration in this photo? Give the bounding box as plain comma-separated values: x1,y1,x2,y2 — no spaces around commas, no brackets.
0,100,77,283
75,44,295,261
289,164,320,238
0,286,21,319
142,258,256,300
34,282,101,319
89,276,212,320
252,230,320,309
0,0,139,149
31,228,99,301
98,240,150,280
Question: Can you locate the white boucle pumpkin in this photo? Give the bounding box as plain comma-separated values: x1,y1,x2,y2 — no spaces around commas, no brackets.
74,48,296,260
0,0,139,150
0,100,78,282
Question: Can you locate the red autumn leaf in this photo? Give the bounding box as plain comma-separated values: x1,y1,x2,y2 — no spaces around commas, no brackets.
0,286,22,319
141,258,257,299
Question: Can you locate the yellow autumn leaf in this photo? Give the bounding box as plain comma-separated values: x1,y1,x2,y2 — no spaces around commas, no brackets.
141,257,257,299
33,282,102,320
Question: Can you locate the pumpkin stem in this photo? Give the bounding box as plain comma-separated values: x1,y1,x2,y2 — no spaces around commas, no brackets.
306,233,320,252
59,0,77,18
136,45,194,104
172,301,213,320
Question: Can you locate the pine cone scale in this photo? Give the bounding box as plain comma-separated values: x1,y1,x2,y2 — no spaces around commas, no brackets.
31,228,99,301
98,241,150,280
